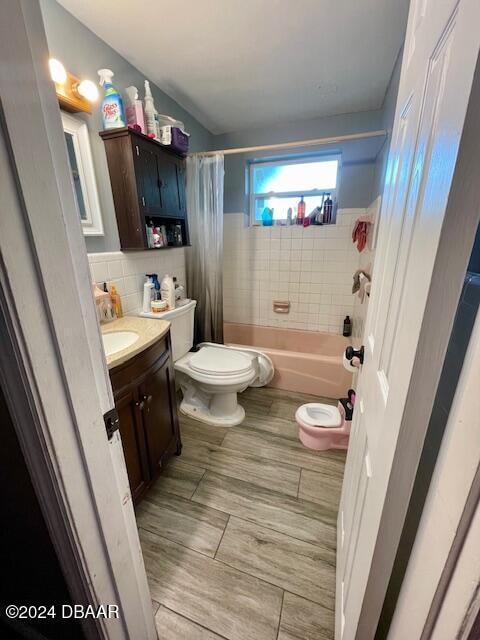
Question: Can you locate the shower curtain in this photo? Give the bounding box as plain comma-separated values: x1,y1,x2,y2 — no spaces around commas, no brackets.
185,153,224,345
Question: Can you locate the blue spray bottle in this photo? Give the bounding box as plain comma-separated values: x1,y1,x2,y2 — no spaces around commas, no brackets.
98,68,126,130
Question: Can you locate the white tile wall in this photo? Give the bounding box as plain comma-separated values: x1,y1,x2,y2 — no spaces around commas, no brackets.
223,210,365,334
88,248,186,315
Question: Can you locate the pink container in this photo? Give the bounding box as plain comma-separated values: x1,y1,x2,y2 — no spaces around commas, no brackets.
295,401,352,451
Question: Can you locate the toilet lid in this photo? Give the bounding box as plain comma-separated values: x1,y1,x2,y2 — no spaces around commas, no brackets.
189,346,253,376
297,403,342,428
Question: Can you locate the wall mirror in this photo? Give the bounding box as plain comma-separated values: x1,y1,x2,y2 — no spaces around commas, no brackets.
61,111,103,236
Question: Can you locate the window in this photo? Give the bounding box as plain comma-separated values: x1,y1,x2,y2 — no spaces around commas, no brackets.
249,155,340,225
61,112,104,236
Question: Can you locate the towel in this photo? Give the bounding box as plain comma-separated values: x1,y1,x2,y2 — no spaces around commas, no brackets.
352,268,371,303
352,213,374,252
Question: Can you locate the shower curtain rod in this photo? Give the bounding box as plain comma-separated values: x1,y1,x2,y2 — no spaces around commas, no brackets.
191,129,387,157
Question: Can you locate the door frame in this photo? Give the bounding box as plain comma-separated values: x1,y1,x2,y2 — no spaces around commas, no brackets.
355,47,480,639
0,2,155,638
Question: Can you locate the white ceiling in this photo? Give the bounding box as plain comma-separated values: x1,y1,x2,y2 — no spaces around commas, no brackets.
58,0,409,135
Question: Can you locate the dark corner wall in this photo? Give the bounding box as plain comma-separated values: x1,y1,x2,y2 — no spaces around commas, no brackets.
39,0,215,254
216,45,403,216
0,382,84,639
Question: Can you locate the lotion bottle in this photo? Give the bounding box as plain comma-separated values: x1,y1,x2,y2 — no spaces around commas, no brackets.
160,274,175,311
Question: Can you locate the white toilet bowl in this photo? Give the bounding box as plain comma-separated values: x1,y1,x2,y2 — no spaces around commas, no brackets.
175,344,274,427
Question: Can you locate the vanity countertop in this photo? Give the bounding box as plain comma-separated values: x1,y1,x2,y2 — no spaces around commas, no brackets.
101,316,170,370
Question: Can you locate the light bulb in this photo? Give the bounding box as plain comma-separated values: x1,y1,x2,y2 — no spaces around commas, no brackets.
76,79,99,103
49,58,67,85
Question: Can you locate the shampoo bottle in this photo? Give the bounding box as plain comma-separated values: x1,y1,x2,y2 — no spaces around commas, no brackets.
343,315,352,337
98,69,126,130
297,196,306,225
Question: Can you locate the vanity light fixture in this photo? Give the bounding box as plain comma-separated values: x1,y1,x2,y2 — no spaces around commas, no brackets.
49,58,67,84
49,57,98,114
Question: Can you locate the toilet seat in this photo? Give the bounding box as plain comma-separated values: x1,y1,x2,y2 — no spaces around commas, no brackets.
197,342,275,386
296,403,342,429
189,346,253,377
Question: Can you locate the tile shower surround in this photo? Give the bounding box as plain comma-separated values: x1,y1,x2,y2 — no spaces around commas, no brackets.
223,210,365,334
88,248,187,315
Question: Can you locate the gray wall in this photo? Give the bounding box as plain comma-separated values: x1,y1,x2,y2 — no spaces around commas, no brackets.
372,48,403,202
214,109,386,213
40,0,214,253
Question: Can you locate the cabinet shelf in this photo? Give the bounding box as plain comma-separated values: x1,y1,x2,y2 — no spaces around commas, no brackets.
100,127,189,251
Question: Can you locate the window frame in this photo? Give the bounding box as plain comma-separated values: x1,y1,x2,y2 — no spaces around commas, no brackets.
249,154,341,226
61,111,104,236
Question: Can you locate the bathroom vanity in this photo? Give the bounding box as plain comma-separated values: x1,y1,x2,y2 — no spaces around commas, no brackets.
103,317,181,504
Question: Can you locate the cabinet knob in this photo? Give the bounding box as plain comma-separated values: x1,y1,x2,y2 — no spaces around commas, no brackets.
143,394,153,404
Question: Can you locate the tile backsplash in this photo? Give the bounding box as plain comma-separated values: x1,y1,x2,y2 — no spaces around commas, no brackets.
88,248,186,315
223,210,364,334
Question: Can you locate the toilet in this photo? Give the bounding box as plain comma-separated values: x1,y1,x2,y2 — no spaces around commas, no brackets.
295,398,352,451
141,300,274,426
175,343,273,426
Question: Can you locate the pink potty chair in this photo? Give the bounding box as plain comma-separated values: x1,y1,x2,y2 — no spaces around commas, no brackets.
295,390,355,451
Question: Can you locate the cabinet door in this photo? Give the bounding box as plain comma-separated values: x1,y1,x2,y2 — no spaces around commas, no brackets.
132,140,162,214
139,354,179,477
115,386,149,502
156,153,183,217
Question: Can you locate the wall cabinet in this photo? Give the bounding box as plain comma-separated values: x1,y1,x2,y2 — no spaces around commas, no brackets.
109,331,181,504
100,128,188,251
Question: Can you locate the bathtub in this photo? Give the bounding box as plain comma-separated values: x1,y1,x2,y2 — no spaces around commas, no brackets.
224,322,353,399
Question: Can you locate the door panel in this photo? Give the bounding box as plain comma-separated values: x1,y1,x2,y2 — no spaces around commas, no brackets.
140,355,177,476
132,139,161,214
115,387,149,503
157,153,182,216
336,0,480,637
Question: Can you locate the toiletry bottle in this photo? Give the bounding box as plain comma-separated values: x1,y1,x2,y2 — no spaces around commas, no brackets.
101,283,115,321
143,276,154,312
173,277,186,304
261,207,273,226
297,196,305,225
98,69,126,130
125,86,146,134
146,219,154,248
160,274,175,310
110,285,123,318
343,315,352,337
323,194,333,224
286,207,293,226
148,273,161,300
144,80,158,139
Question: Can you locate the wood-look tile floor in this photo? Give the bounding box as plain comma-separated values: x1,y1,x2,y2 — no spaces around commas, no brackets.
137,387,346,640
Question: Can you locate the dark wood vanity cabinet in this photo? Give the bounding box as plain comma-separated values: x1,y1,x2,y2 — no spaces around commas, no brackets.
100,127,188,251
109,332,181,504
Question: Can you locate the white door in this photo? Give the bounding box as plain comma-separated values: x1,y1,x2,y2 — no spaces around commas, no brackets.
336,1,480,638
0,2,156,638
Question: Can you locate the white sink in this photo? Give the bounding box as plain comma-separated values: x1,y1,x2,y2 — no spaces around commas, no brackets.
102,331,139,357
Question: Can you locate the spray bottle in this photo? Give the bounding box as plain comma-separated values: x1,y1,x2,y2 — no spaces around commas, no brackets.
98,69,126,130
144,80,159,139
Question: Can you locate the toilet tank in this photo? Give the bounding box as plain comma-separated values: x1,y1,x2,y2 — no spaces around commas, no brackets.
140,300,196,362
